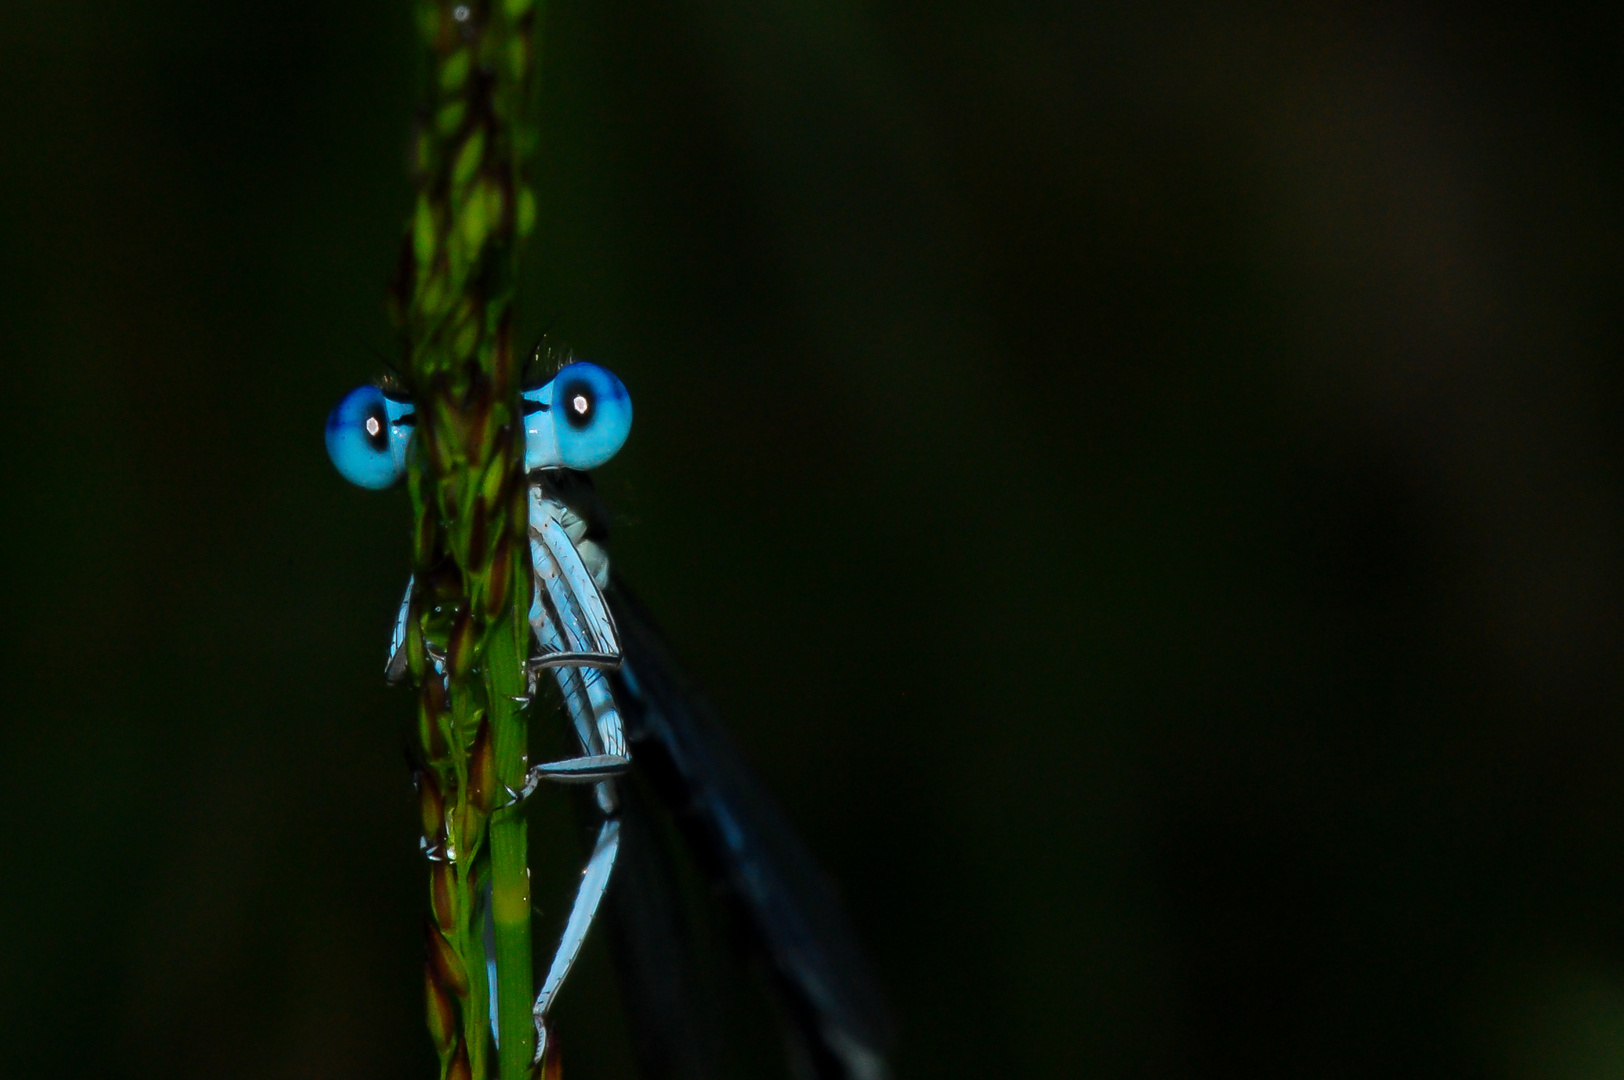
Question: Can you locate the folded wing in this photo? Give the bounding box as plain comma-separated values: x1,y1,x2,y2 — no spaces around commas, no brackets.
606,578,893,1080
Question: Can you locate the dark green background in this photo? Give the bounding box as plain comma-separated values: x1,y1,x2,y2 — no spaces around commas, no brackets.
6,1,1624,1077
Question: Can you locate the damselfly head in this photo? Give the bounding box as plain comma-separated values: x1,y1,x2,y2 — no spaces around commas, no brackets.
522,361,633,472
326,383,415,489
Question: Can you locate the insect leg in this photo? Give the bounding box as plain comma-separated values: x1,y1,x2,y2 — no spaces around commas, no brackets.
508,613,630,800
531,816,621,1065
384,574,454,686
385,576,413,684
525,626,625,1060
528,521,620,669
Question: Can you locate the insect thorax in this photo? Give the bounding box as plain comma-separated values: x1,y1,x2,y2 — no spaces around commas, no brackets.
529,471,612,589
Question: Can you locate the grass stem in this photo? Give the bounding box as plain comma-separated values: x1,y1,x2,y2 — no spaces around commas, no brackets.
393,2,544,1076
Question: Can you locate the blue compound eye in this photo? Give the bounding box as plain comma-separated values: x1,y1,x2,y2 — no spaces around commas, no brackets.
551,361,632,470
326,384,413,489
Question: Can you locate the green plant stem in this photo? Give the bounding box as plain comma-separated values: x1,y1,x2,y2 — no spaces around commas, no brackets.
488,605,535,1077
395,1,542,1078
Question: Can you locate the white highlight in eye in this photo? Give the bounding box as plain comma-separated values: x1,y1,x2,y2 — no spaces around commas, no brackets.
572,394,589,415
453,5,470,21
366,417,382,437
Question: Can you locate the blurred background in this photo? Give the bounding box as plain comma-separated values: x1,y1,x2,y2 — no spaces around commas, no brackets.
5,0,1624,1076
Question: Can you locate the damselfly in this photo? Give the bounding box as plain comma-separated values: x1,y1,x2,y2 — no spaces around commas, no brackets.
327,358,892,1079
